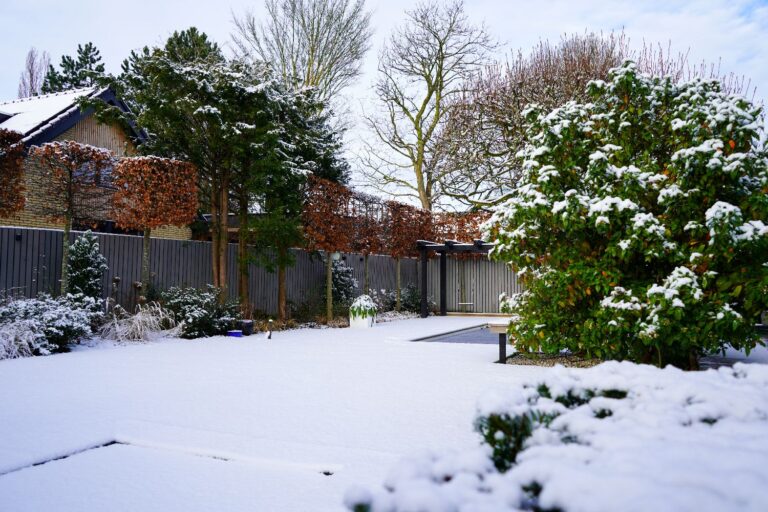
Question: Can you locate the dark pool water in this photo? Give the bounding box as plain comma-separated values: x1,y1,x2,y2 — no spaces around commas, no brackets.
419,327,498,345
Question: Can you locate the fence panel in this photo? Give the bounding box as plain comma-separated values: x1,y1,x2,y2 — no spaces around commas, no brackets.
426,255,521,314
0,226,516,314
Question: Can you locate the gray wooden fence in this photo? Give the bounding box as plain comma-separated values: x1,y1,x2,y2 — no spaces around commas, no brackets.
0,226,518,315
426,256,522,314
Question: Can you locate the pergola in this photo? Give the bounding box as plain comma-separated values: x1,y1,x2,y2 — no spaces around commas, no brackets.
416,239,495,318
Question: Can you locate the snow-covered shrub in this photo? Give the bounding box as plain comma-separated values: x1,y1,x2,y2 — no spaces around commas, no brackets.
99,302,177,342
67,231,107,299
386,283,435,313
350,295,378,319
160,286,239,339
346,362,768,512
484,61,768,368
322,259,359,307
0,319,54,358
398,283,421,313
0,293,100,353
367,288,394,312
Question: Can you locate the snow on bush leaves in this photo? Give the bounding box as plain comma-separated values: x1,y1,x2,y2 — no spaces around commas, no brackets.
0,319,52,358
0,293,102,356
484,62,768,368
160,286,239,339
350,295,378,319
67,231,108,300
346,362,768,512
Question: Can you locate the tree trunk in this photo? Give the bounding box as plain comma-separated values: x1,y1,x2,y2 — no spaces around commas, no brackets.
395,257,401,311
363,253,369,295
210,185,221,288
278,252,287,322
140,228,152,301
60,215,72,295
326,253,333,323
237,214,249,318
688,350,700,371
217,183,229,302
237,234,251,318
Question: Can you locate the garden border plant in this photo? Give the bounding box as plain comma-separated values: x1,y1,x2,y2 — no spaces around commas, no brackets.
484,61,768,369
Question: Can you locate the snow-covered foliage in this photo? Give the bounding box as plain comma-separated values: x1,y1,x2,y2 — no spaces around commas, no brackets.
99,302,178,342
372,284,434,314
66,230,107,299
346,361,768,512
328,259,359,307
0,293,101,357
484,61,768,368
0,320,51,359
160,286,239,339
350,295,378,319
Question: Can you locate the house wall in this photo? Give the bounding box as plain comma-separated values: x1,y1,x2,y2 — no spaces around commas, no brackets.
0,115,192,241
55,114,136,156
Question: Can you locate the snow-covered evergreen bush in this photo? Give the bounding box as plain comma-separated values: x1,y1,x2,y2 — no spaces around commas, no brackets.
0,319,53,358
327,259,358,306
0,293,100,354
366,289,393,312
484,62,768,368
160,285,239,339
350,295,378,319
67,231,107,299
398,283,435,313
346,362,768,512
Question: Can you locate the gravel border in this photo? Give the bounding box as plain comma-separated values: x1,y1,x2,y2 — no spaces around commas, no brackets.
505,352,601,368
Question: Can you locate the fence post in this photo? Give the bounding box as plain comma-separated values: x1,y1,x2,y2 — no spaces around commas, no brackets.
439,251,447,316
420,249,428,318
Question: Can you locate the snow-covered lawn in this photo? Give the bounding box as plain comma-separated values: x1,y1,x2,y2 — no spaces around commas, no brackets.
0,316,538,511
2,316,766,512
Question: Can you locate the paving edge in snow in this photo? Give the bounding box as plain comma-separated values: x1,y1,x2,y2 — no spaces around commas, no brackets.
0,439,341,478
0,441,119,477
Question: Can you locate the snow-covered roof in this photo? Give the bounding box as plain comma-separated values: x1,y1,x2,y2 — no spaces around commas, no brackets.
0,88,100,142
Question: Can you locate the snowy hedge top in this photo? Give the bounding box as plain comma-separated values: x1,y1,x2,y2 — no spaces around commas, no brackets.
346,361,768,512
350,295,377,318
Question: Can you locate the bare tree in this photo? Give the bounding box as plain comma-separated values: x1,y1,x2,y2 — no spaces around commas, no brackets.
18,47,50,98
634,41,755,99
437,32,758,207
439,32,626,207
360,0,494,211
231,0,372,103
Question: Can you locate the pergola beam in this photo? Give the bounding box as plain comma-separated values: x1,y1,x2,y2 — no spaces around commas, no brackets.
417,239,495,318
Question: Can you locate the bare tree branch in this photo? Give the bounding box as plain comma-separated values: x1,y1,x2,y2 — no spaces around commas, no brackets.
18,47,50,98
231,0,373,105
360,0,495,211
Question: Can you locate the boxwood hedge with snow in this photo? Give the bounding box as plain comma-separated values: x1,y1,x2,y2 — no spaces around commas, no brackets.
483,62,768,368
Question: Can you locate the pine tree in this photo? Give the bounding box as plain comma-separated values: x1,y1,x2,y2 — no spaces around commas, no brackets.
67,231,108,300
42,42,106,93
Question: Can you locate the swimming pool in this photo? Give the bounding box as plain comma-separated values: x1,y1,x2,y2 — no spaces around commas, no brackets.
412,326,498,345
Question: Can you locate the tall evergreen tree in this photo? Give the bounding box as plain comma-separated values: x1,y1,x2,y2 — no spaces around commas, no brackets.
42,42,105,93
88,28,348,314
246,87,348,320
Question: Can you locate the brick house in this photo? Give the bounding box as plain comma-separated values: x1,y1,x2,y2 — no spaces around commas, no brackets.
0,88,191,240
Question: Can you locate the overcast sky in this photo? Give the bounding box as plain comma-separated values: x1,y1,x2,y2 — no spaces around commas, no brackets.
1,0,766,133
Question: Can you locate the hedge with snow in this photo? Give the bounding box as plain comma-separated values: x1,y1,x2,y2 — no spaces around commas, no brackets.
483,61,768,369
346,361,768,512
